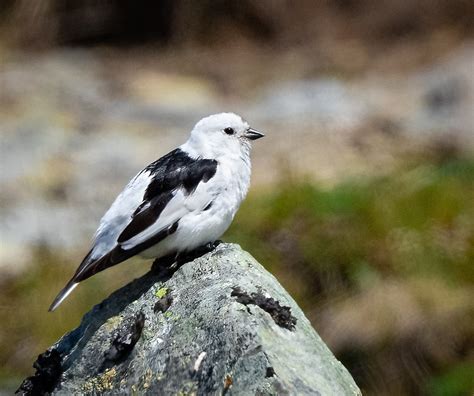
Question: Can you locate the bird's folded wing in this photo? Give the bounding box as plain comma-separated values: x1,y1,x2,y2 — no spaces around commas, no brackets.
118,189,190,249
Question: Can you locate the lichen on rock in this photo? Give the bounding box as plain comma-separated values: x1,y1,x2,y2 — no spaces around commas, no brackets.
18,243,361,395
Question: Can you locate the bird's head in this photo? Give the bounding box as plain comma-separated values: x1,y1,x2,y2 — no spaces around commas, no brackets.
185,113,264,159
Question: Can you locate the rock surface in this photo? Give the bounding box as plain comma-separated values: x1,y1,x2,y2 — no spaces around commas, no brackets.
18,244,361,395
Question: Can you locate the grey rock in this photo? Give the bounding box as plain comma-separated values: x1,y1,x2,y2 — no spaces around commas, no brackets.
18,244,361,396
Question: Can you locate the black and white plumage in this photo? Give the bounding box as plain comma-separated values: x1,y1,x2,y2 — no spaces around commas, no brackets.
49,113,264,311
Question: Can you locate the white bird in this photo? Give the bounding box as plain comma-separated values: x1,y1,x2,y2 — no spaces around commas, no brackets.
49,113,264,311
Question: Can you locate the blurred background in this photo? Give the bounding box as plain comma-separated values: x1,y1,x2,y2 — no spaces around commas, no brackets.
1,1,473,395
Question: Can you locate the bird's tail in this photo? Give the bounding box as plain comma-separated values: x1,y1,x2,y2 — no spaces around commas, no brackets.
48,280,78,312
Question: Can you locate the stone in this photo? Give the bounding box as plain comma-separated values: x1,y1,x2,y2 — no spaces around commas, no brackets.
17,244,361,395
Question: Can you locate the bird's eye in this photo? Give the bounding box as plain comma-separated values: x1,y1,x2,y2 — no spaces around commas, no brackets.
224,127,235,135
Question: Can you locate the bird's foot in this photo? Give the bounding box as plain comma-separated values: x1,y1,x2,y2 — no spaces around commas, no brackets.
151,252,178,274
203,239,222,252
151,241,222,274
176,240,222,265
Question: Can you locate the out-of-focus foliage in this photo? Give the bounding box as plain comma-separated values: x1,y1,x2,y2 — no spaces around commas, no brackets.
1,0,473,48
231,158,474,291
427,362,474,396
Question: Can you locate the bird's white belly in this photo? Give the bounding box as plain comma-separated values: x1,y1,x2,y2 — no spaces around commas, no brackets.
139,207,233,259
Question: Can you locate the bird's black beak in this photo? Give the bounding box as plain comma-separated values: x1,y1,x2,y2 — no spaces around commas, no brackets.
244,127,265,140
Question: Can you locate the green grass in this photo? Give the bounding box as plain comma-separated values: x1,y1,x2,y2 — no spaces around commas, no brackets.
227,158,474,297
426,362,474,396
